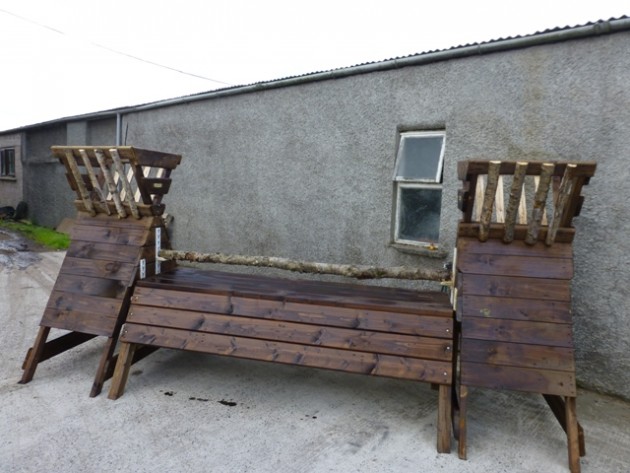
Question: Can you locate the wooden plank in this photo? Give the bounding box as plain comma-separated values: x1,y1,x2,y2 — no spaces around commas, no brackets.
547,164,578,245
137,269,453,316
70,224,152,246
457,222,575,244
459,274,571,301
74,212,161,229
461,317,574,348
457,161,597,180
457,252,573,279
131,287,453,338
66,241,152,264
94,149,127,218
503,162,528,242
460,361,576,396
461,339,575,371
525,163,554,245
479,161,501,241
457,237,573,259
46,291,123,317
459,295,572,324
59,257,137,282
126,305,453,360
107,342,137,400
35,332,98,363
437,384,452,453
51,274,130,299
41,307,119,336
121,324,453,384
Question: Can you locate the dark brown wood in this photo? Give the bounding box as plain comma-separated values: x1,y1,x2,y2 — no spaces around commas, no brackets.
460,295,572,324
543,395,586,456
437,384,452,453
24,332,97,365
457,222,576,244
503,161,528,243
108,342,137,400
126,306,453,361
457,237,573,258
457,253,573,279
460,361,576,396
566,396,581,473
525,163,555,245
461,339,574,371
19,326,51,384
121,324,453,385
459,274,571,301
478,160,501,242
461,317,573,348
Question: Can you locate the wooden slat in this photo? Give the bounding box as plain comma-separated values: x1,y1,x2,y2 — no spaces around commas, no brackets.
459,274,571,301
64,150,96,216
460,361,576,396
461,339,575,371
458,161,597,180
457,237,573,259
457,253,573,279
121,324,452,384
461,317,574,348
479,160,501,241
51,274,130,299
74,212,162,229
59,257,137,282
70,224,152,246
503,162,528,242
46,291,123,317
547,164,578,246
460,295,571,324
41,307,119,336
66,241,152,264
79,148,111,215
94,149,127,218
110,149,140,218
131,287,453,338
525,163,554,245
457,222,576,244
126,306,453,361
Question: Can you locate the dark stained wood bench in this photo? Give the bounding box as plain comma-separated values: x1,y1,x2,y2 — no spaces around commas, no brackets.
108,268,455,453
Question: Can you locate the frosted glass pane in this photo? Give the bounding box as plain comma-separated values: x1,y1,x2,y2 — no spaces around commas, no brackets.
398,187,442,242
395,135,444,181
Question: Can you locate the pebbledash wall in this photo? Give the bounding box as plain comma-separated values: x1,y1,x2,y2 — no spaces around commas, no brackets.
3,19,630,400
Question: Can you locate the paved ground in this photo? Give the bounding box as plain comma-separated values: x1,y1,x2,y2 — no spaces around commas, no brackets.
1,233,629,473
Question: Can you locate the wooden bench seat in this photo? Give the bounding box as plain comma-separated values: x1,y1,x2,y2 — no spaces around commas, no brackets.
108,268,455,453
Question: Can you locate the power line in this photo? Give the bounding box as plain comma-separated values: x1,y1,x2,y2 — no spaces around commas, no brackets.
0,7,232,86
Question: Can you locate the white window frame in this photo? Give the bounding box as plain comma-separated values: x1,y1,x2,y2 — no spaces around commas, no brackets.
392,131,446,247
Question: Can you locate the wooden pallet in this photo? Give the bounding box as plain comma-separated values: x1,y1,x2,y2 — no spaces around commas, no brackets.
20,146,181,396
454,160,596,473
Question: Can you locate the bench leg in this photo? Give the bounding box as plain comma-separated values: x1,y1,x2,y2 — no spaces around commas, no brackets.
566,396,581,473
437,384,452,453
108,342,137,400
19,326,50,384
90,336,119,397
457,385,468,460
543,394,585,457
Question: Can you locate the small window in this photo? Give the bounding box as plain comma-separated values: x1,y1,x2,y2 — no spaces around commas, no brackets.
392,131,445,246
1,148,16,177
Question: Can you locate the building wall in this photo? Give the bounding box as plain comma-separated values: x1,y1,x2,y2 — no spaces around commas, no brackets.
119,31,630,400
5,30,630,399
0,133,24,208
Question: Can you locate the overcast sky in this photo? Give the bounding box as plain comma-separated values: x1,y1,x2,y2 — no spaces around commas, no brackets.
0,1,627,131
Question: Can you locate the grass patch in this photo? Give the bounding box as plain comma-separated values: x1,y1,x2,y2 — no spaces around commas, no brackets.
0,221,70,250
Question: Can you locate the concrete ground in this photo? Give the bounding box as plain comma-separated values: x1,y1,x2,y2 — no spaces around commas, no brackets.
1,236,629,473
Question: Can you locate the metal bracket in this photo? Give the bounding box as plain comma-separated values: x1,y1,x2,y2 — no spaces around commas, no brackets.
155,227,162,275
139,259,146,279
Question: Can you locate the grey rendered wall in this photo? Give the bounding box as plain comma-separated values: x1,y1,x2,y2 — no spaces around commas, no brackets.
120,31,630,400
22,119,117,228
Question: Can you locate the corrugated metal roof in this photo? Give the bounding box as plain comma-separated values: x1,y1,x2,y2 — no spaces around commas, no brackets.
4,16,629,133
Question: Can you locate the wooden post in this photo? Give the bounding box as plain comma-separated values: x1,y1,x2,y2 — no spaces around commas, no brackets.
437,384,452,453
64,150,96,216
566,396,581,473
525,163,554,245
478,160,501,242
95,149,127,218
79,149,111,215
457,385,468,460
108,341,137,400
19,326,51,384
503,162,528,243
546,164,578,246
110,149,141,219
